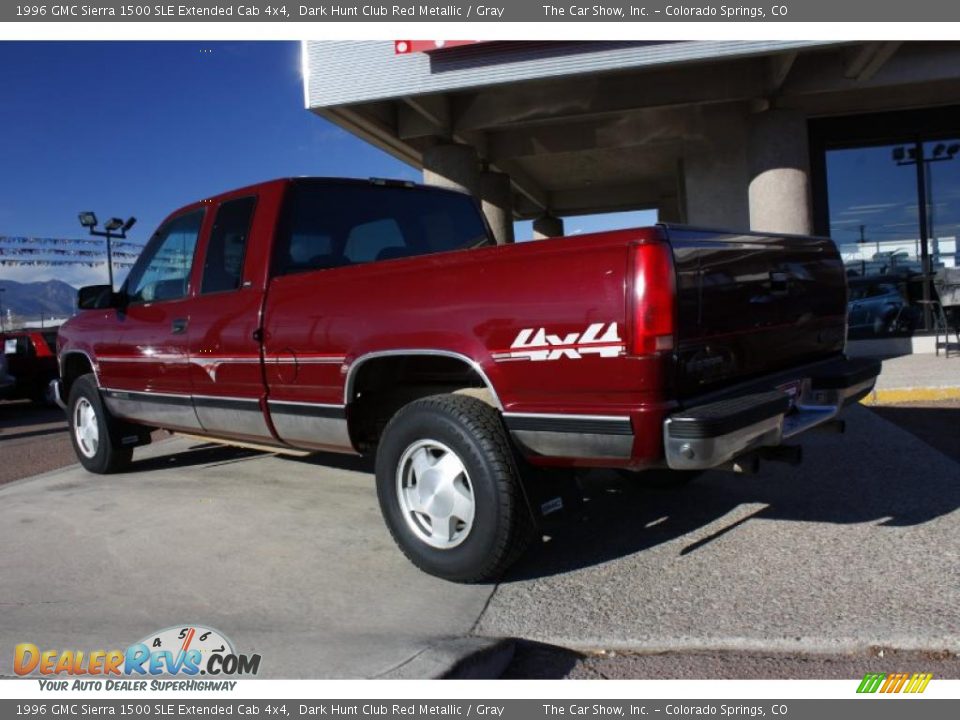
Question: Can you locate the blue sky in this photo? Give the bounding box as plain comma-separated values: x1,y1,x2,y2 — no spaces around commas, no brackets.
0,41,653,288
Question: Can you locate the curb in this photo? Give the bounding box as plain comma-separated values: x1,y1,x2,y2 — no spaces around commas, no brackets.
862,387,960,405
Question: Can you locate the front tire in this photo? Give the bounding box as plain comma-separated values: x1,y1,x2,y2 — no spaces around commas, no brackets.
375,394,533,583
67,374,133,474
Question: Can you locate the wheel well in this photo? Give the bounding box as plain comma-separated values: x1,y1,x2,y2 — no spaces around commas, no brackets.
347,354,497,453
60,353,94,397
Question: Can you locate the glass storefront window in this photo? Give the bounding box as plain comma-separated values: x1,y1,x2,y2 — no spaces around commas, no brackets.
924,139,960,271
826,139,960,338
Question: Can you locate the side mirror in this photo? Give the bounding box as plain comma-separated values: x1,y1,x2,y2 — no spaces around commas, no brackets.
77,285,121,310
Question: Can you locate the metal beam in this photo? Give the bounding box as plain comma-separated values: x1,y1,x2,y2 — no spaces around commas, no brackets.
452,59,767,132
768,51,798,94
485,107,701,162
547,182,667,217
843,42,902,82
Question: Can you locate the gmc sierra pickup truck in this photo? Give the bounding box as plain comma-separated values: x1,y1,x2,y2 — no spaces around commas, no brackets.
55,177,880,581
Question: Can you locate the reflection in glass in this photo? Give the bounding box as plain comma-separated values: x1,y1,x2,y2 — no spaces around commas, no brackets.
826,140,960,336
924,139,960,270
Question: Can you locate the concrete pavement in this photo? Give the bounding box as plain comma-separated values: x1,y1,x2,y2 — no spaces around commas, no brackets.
475,405,960,654
864,353,960,404
0,403,957,678
0,439,493,679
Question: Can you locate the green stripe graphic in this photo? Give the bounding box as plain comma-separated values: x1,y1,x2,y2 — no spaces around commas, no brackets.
857,673,886,693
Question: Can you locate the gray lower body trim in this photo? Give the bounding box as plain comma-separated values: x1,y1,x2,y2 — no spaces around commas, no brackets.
503,412,634,460
267,400,354,452
193,395,273,440
103,389,203,432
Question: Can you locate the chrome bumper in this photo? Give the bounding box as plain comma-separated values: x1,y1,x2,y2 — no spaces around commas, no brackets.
664,357,880,471
50,379,67,410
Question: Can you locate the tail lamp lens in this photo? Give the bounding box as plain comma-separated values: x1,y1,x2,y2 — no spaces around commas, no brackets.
631,242,676,355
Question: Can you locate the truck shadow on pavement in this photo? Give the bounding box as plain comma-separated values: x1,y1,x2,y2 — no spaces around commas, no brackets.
118,406,959,585
507,405,960,582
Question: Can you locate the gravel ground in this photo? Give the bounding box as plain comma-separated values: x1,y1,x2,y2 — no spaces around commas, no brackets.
496,401,960,679
503,642,960,679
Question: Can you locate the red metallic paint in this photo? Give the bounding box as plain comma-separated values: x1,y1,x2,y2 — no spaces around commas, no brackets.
58,178,847,470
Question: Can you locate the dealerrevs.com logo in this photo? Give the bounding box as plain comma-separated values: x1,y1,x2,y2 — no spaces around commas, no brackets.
14,625,260,690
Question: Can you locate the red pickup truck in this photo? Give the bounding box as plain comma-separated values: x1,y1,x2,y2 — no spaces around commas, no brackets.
55,177,879,581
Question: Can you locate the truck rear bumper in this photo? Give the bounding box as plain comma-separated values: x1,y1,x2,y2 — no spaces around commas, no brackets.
663,356,880,471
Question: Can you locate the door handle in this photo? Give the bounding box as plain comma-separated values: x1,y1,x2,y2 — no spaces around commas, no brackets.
171,318,188,335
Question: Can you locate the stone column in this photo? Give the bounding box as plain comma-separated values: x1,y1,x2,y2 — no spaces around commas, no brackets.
422,143,480,198
748,110,813,235
479,170,515,245
532,213,564,240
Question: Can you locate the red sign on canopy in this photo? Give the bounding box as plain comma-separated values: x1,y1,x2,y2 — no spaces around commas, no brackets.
394,41,480,54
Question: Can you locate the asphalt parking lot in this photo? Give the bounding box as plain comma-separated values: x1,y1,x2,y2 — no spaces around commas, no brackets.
0,400,957,678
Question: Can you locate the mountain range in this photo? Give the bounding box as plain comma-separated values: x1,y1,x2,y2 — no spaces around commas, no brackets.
0,279,77,319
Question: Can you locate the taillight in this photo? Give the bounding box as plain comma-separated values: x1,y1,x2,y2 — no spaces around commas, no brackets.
630,242,676,355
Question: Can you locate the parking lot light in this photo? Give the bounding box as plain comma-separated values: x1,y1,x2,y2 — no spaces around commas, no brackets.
77,212,137,290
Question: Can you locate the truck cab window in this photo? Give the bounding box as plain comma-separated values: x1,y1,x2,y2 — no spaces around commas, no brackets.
202,197,256,294
274,181,491,276
125,209,204,303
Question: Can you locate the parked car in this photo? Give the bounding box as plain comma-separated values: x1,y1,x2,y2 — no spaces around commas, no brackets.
0,349,15,399
847,279,917,338
1,329,60,406
54,177,880,581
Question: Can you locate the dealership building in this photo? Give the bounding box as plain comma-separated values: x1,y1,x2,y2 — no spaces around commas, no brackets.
302,40,960,336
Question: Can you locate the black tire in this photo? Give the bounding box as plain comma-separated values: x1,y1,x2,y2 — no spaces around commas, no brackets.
67,374,133,474
375,394,534,583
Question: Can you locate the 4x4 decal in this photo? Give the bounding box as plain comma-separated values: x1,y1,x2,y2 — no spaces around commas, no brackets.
492,322,624,362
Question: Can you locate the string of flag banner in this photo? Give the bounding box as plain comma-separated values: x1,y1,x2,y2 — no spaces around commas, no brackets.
0,235,145,268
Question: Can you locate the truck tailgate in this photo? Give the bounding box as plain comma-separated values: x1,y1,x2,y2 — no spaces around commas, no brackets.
665,226,847,399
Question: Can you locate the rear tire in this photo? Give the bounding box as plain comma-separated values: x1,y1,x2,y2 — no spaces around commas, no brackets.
375,394,534,583
67,374,133,474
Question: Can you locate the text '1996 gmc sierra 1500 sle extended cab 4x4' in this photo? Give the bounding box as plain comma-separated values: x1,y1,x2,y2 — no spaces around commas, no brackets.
54,177,880,582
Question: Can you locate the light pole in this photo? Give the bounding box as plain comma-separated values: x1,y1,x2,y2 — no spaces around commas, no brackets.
892,142,959,330
77,212,137,290
0,287,5,333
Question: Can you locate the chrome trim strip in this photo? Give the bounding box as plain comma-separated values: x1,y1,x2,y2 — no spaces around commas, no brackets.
192,393,260,404
50,379,67,410
274,356,346,365
266,399,345,409
102,387,191,400
503,411,631,423
98,355,186,363
343,349,503,410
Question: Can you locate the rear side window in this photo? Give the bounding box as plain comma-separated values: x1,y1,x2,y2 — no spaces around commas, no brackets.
274,182,491,276
202,197,256,294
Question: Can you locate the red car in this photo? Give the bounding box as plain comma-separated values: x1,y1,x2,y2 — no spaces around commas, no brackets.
55,177,879,581
1,329,60,406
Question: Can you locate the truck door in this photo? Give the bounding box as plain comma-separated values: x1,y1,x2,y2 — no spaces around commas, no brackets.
186,193,275,443
97,208,205,432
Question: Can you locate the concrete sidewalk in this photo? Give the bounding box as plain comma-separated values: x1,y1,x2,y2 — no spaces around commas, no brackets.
864,353,960,404
0,439,494,679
